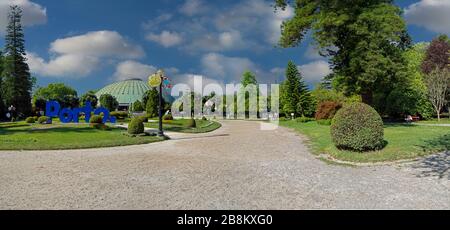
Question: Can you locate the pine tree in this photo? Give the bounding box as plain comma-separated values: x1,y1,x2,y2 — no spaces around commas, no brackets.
2,6,33,117
281,61,314,117
281,61,301,117
297,70,314,117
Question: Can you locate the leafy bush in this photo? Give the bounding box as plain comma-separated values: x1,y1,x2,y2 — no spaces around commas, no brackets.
110,111,129,120
202,116,207,121
163,114,173,120
185,118,196,128
317,119,332,126
132,100,144,112
25,117,35,123
99,94,119,111
128,117,145,134
315,101,342,120
296,116,314,123
89,115,104,124
37,116,50,124
331,103,385,152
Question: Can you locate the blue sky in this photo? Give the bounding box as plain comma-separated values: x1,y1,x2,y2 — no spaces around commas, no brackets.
0,0,449,94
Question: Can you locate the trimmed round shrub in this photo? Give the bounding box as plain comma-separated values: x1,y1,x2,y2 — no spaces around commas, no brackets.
38,116,50,124
185,118,196,128
315,101,342,121
89,115,104,124
128,117,145,134
25,117,36,123
331,103,384,152
163,114,173,121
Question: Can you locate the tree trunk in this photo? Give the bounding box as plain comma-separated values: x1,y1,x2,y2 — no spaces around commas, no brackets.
361,90,373,105
437,110,441,122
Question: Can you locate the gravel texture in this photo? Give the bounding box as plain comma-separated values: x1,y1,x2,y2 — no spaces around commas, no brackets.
0,120,448,209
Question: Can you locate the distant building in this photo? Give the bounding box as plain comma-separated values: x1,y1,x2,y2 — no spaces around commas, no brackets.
96,79,150,111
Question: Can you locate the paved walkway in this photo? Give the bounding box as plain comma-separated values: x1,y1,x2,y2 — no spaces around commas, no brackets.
0,121,448,209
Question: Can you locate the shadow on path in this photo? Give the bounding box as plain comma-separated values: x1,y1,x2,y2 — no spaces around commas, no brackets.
414,134,450,180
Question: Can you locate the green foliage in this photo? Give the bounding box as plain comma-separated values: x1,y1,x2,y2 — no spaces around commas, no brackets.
376,43,434,119
80,91,98,107
0,51,4,118
331,103,385,152
2,6,33,117
37,116,50,124
296,116,314,123
33,83,79,108
315,101,342,120
99,94,119,111
239,71,259,116
276,1,411,105
317,119,332,126
280,61,314,117
163,114,174,121
132,100,144,112
110,111,129,120
128,117,145,134
145,88,159,118
185,118,197,128
25,117,35,123
89,115,104,124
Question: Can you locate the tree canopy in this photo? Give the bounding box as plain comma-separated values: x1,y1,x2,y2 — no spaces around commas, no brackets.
275,0,411,105
33,83,79,108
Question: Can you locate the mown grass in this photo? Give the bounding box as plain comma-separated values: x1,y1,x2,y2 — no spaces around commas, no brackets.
280,120,450,163
145,119,221,133
0,122,163,150
417,118,450,124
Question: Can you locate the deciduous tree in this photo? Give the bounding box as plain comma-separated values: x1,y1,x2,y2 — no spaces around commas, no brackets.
425,69,450,121
275,0,410,105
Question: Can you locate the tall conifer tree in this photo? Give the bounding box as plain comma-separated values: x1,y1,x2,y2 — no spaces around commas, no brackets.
2,6,32,117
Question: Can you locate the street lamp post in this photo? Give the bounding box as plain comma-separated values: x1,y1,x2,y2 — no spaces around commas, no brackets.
149,69,165,137
157,72,164,137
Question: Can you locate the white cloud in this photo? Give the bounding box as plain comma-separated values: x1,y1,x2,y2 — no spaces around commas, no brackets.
142,13,172,30
214,0,294,45
146,30,183,47
186,31,247,52
27,31,146,78
27,53,100,78
0,0,47,33
304,44,323,60
298,61,331,84
201,53,258,82
404,0,450,34
51,31,145,59
145,0,293,52
113,60,157,81
179,0,208,16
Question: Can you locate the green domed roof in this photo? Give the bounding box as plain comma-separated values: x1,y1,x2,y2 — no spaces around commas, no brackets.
96,79,150,105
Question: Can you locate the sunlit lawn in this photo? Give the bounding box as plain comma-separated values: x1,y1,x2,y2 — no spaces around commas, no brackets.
0,122,163,150
280,120,450,163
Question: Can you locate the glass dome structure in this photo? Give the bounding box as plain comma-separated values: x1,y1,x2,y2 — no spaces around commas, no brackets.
96,79,150,110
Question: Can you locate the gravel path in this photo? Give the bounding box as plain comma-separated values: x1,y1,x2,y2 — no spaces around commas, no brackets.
0,120,448,209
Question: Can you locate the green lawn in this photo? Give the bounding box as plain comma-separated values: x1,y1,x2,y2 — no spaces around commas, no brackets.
417,118,450,124
145,119,221,133
0,122,163,150
280,120,450,163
